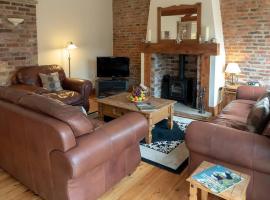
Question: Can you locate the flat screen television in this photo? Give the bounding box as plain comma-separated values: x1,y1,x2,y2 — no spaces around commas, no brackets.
97,57,130,78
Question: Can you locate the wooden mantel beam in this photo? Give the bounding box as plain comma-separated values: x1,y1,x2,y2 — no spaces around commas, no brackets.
142,42,220,56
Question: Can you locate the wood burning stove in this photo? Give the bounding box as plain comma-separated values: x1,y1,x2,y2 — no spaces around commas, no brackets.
161,55,197,108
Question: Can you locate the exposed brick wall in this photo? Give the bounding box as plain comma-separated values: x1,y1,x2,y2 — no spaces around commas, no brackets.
113,0,150,85
0,0,37,86
220,0,270,84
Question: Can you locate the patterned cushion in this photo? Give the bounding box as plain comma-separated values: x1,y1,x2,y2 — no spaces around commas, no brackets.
39,72,63,92
247,94,270,133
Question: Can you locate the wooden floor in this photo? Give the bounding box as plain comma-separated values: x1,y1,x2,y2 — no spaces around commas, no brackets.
0,162,221,200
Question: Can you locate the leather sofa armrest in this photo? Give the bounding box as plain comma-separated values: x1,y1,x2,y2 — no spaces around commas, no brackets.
236,86,266,101
51,112,148,178
63,78,92,96
186,121,270,174
62,78,92,111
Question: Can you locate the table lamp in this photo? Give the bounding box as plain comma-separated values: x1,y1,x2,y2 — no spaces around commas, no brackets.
66,42,77,78
225,63,241,85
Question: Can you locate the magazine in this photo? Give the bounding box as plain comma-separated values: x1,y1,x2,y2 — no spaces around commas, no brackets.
192,165,243,194
136,102,156,111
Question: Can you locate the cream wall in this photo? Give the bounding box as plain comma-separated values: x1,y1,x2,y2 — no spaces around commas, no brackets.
37,0,113,83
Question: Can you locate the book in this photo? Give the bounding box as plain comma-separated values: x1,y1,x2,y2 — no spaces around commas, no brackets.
192,165,243,194
136,102,156,111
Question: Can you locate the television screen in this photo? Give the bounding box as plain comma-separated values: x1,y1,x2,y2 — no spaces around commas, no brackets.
97,57,130,78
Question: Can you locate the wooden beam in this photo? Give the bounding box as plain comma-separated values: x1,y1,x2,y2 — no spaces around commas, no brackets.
142,42,220,56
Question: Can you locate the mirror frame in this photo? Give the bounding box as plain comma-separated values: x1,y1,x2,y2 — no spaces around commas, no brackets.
157,3,201,43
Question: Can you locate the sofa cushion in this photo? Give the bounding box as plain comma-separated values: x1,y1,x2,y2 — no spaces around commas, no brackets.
9,84,50,94
222,99,255,118
16,65,66,87
18,93,94,137
43,90,82,105
247,95,270,133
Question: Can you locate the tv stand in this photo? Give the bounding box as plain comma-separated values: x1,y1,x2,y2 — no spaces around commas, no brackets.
96,78,129,98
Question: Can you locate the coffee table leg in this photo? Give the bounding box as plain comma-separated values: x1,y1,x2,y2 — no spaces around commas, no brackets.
145,126,153,144
145,117,153,144
189,184,198,200
168,105,174,130
201,190,208,200
98,104,104,121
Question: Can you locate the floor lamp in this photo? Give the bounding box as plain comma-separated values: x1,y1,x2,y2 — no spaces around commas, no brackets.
66,42,77,78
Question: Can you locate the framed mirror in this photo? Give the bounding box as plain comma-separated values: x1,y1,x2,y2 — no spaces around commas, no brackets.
157,3,201,43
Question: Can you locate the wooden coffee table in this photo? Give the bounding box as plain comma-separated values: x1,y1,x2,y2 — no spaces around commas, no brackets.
97,92,176,144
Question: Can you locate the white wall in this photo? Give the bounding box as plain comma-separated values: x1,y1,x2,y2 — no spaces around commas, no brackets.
37,0,113,83
146,0,226,107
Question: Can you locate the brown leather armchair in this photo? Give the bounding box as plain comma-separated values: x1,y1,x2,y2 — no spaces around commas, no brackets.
10,65,92,111
186,86,270,200
0,87,148,200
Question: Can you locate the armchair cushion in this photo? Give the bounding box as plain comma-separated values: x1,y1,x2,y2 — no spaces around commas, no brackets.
43,90,82,105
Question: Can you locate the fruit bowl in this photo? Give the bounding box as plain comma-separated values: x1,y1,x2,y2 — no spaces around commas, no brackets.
128,95,149,103
128,85,149,103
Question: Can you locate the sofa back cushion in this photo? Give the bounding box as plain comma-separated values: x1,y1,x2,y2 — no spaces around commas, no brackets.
247,93,270,133
16,65,66,87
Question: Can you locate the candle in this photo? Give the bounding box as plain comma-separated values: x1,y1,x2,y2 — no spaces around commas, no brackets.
205,26,210,42
148,29,152,42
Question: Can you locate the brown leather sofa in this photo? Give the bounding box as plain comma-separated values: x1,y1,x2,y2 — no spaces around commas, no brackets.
10,65,92,111
0,87,147,200
186,86,270,200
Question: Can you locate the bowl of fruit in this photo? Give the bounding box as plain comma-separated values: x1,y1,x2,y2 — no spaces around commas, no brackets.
128,85,149,103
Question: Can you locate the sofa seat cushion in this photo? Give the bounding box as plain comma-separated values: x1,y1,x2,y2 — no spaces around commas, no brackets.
43,90,82,105
222,99,255,118
9,84,50,94
212,114,249,131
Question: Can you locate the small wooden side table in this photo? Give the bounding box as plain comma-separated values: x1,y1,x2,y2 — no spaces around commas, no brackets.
223,85,240,108
187,161,250,200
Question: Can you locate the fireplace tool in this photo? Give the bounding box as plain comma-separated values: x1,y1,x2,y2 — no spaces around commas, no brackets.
198,87,206,114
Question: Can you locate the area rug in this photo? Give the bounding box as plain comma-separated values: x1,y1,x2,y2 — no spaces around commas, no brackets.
140,116,194,173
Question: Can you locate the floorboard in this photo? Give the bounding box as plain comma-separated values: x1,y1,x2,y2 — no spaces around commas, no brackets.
0,163,221,200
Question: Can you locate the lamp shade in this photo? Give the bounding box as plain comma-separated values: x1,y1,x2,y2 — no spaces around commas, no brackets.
67,42,77,50
225,63,241,74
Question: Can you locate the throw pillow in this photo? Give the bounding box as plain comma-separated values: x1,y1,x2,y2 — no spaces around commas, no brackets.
247,94,270,133
39,72,63,92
